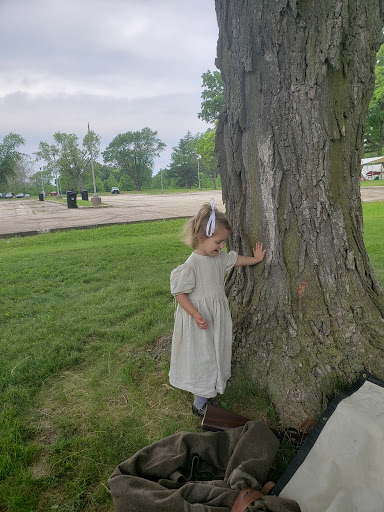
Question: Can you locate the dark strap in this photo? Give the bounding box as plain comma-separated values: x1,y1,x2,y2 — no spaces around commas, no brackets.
231,482,275,512
231,488,262,512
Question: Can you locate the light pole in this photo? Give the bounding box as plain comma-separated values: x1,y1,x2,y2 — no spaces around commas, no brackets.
88,123,97,197
40,167,45,195
52,151,61,199
197,155,201,190
88,122,101,205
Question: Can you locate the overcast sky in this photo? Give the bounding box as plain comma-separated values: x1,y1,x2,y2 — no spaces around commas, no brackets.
0,0,219,174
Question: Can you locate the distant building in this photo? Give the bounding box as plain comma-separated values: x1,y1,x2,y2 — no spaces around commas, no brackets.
361,157,384,180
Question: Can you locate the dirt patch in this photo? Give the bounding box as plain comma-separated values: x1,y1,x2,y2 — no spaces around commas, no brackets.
150,335,172,361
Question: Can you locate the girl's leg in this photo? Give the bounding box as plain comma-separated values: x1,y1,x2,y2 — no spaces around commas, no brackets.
192,395,218,417
193,395,208,410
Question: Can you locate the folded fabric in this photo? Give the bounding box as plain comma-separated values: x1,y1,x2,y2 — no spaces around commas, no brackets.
109,420,301,512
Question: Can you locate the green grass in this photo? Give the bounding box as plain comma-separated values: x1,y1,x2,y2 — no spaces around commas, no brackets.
44,197,107,207
361,179,384,186
0,220,194,511
363,202,384,283
0,204,383,511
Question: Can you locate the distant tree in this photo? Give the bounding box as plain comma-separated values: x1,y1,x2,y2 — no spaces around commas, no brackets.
6,154,35,191
0,133,25,188
35,131,101,192
81,162,105,193
103,128,165,191
85,163,109,192
28,167,54,195
196,127,219,189
119,173,135,191
198,70,224,124
151,172,161,190
96,164,116,192
365,42,384,156
168,131,200,189
107,174,119,192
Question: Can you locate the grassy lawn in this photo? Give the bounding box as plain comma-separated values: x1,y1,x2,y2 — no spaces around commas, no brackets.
363,202,384,283
0,220,197,511
0,204,383,511
361,179,384,186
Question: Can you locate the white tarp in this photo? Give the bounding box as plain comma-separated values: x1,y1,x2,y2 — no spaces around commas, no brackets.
274,372,384,512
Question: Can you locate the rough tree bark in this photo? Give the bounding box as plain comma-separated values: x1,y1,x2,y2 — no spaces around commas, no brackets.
215,0,384,426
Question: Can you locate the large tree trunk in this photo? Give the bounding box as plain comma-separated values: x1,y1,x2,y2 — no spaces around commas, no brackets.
215,0,384,427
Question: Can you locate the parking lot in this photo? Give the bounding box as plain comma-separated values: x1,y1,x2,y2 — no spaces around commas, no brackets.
0,191,224,237
0,188,382,238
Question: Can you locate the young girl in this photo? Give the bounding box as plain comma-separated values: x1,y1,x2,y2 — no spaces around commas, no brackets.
169,199,266,417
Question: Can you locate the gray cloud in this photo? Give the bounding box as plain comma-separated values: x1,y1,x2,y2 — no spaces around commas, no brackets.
0,0,218,172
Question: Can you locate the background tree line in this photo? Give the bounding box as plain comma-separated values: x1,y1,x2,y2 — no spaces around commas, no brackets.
0,70,224,196
0,124,220,196
2,42,382,196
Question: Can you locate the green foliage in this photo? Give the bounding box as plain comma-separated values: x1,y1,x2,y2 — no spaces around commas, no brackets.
198,70,224,124
167,131,200,188
28,167,54,196
107,173,119,191
0,133,25,188
35,131,101,193
3,154,35,194
103,128,166,191
365,43,384,156
196,127,219,189
119,173,135,191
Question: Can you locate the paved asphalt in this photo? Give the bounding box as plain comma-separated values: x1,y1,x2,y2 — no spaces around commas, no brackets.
0,188,383,238
0,191,224,238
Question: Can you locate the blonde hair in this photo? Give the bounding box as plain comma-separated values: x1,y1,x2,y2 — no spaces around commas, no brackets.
182,202,232,249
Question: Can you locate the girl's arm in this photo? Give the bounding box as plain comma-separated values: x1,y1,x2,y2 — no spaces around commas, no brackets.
175,293,208,330
234,242,266,267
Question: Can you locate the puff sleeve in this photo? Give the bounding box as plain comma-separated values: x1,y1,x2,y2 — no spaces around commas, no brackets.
223,250,238,272
170,263,195,296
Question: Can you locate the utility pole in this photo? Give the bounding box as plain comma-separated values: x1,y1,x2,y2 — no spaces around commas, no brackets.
88,123,101,205
197,154,201,189
40,167,45,194
52,151,62,199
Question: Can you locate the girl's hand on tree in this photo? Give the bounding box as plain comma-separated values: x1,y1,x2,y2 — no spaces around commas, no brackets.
193,311,208,330
252,242,266,263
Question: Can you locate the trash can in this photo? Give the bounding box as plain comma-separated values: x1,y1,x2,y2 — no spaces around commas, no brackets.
67,191,78,209
39,193,44,201
81,190,89,201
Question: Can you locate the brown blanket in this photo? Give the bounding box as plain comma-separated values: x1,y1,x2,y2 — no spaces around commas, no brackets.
108,421,301,512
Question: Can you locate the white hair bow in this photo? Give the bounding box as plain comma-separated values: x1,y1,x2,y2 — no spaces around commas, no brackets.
206,198,216,237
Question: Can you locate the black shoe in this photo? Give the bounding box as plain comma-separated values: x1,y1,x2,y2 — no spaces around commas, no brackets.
192,404,206,417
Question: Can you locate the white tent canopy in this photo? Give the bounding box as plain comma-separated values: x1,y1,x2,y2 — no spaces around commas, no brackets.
361,156,384,166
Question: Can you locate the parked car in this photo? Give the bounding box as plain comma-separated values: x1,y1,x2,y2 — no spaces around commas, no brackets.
0,193,5,198
25,194,30,198
5,192,14,198
111,187,120,194
15,193,24,198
